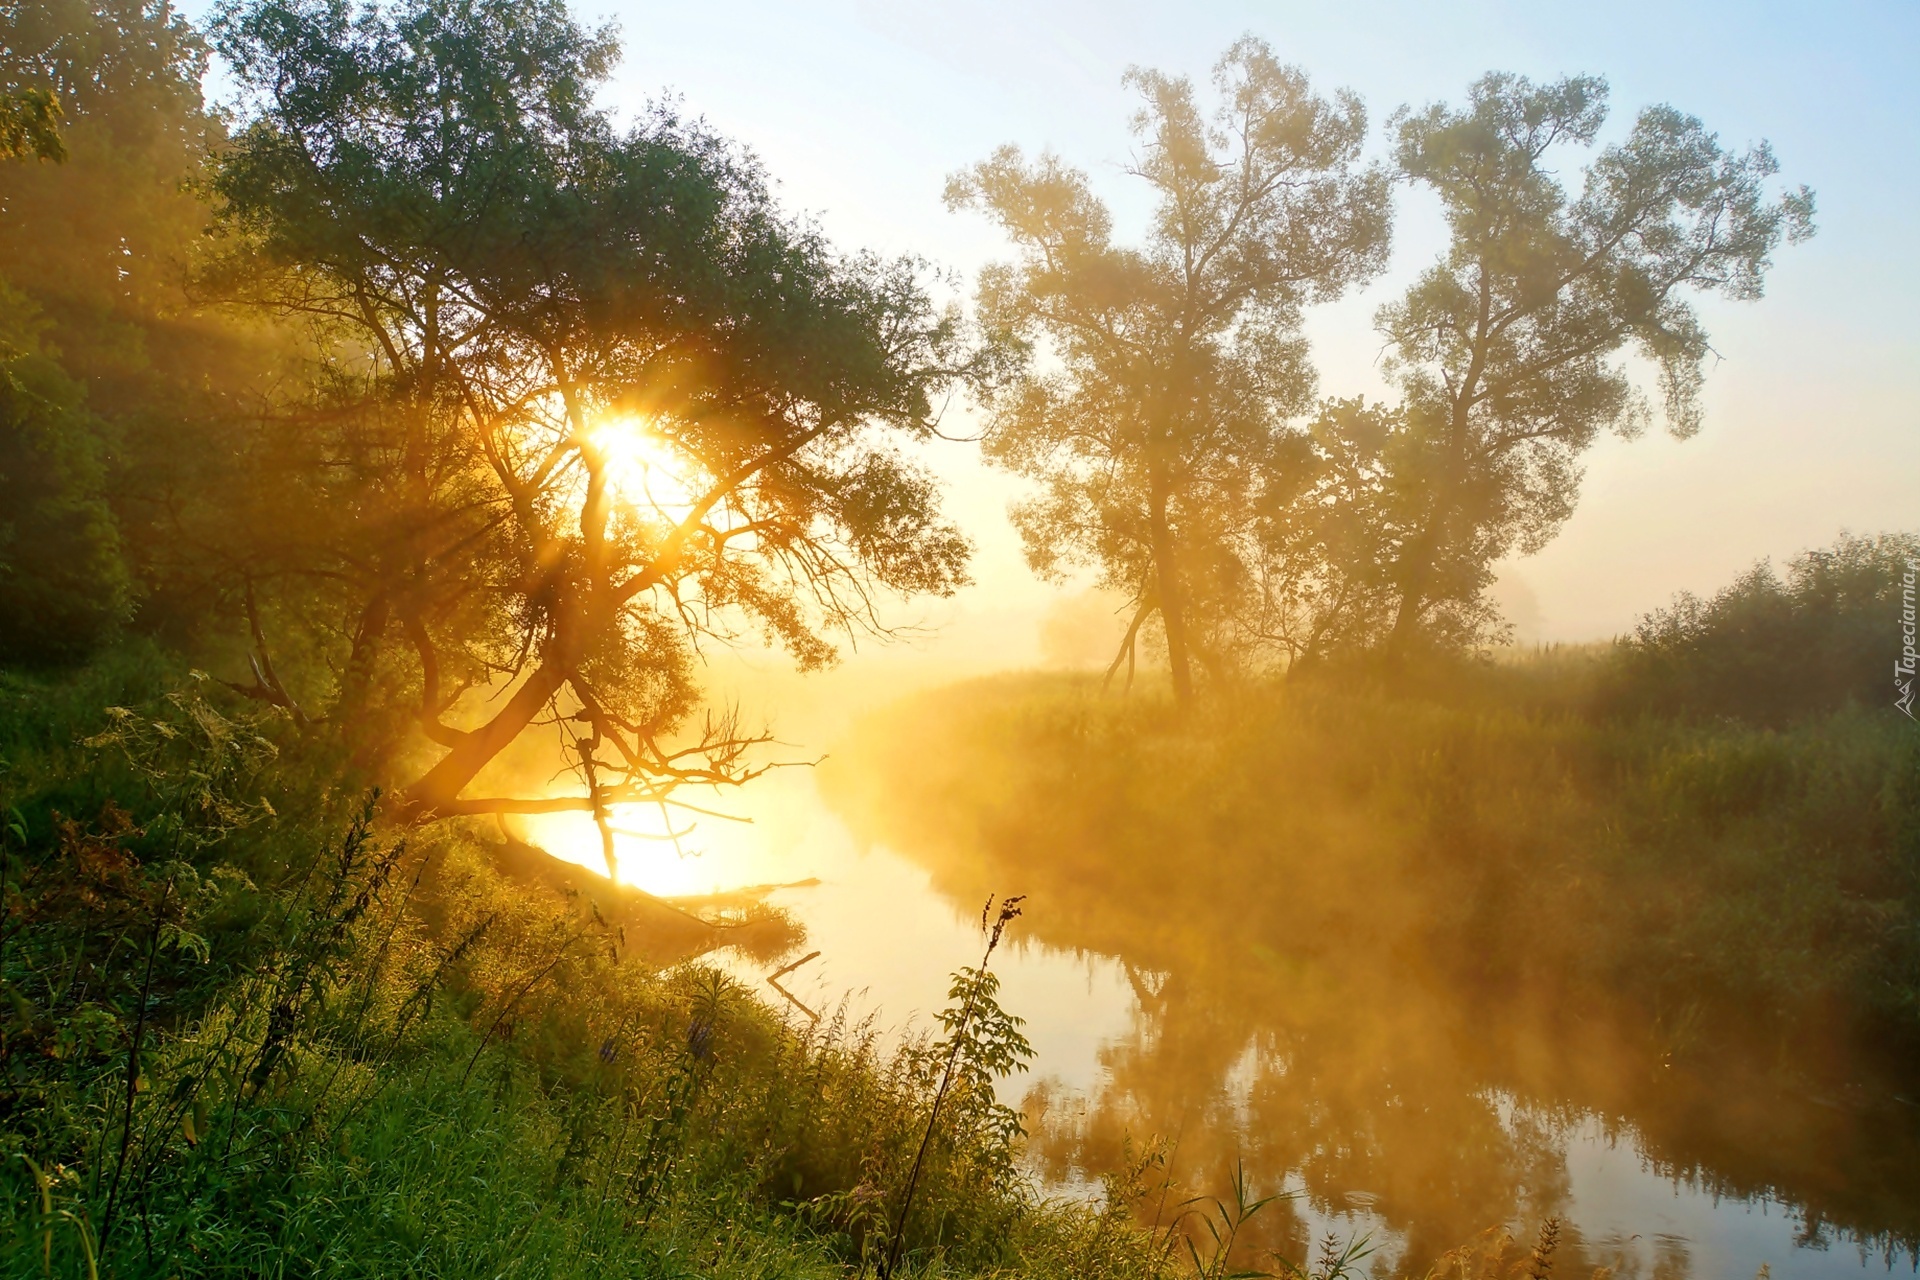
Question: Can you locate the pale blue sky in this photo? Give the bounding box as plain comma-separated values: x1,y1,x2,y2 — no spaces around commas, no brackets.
188,0,1920,646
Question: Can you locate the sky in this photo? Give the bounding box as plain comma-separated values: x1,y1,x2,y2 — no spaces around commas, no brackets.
191,0,1920,655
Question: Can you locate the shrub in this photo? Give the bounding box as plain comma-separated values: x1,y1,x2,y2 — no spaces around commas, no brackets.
1602,531,1919,726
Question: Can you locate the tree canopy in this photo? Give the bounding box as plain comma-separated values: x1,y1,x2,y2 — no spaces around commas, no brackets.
958,61,1815,682
1364,73,1816,652
207,0,973,863
950,37,1390,702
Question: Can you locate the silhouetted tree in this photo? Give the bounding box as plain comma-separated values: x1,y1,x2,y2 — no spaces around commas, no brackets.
949,37,1390,703
1370,73,1813,652
208,0,973,866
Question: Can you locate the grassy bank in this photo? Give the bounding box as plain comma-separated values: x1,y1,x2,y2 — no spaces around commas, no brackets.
831,656,1920,1063
9,643,1910,1277
823,656,1920,1263
0,648,1169,1280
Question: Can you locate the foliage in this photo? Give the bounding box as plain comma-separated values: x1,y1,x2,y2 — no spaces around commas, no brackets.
949,37,1390,701
1358,73,1814,652
0,658,1166,1280
1254,396,1430,662
204,0,975,835
0,0,288,651
0,0,218,360
837,656,1920,1055
0,89,63,164
1602,530,1920,726
0,0,222,383
957,61,1812,678
0,286,129,664
920,965,1033,1171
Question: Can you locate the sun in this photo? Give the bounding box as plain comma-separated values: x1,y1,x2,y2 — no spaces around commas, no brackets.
586,415,699,515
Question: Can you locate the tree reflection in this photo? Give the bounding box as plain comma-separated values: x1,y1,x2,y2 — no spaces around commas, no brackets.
822,682,1920,1276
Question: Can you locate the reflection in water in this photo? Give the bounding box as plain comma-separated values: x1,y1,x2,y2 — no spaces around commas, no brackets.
1013,949,1919,1278
515,694,1920,1279
812,692,1920,1280
513,768,1141,1098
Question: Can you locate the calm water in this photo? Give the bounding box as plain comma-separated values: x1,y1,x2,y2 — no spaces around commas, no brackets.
522,700,1920,1280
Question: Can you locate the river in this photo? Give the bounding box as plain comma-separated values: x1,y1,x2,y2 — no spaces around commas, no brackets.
515,668,1919,1279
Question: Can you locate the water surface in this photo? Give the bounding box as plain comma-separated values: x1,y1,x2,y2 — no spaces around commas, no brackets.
524,703,1919,1279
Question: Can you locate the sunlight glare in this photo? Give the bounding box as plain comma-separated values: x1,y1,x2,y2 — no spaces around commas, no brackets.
515,791,794,899
588,414,699,516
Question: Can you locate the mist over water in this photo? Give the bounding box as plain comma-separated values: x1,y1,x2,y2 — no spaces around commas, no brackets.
10,0,1919,1272
516,658,1920,1280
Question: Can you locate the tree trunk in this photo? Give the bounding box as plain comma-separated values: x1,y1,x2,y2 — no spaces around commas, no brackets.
400,657,568,819
1146,476,1194,706
1385,532,1432,655
1386,394,1477,656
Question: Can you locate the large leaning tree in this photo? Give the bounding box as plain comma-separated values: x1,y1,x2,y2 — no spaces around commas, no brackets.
1361,73,1814,653
206,0,973,873
949,37,1390,704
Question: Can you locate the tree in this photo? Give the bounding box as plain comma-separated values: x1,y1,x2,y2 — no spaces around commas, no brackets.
0,0,225,390
0,87,65,162
1371,73,1813,653
207,0,972,871
0,281,130,663
1251,396,1444,662
948,37,1389,704
0,1,216,664
0,0,282,649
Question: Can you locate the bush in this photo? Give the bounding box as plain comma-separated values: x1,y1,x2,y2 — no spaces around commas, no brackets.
1602,531,1919,726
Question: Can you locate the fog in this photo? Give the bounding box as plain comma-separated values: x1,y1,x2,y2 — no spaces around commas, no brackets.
7,0,1916,1274
522,0,1917,646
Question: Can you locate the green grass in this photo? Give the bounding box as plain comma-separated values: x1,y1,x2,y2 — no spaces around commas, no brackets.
0,649,1170,1280
14,642,1901,1277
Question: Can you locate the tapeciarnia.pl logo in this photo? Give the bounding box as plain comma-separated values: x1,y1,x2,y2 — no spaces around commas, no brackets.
1899,557,1918,720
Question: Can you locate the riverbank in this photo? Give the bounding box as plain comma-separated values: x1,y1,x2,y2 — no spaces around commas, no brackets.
0,646,1157,1279
823,657,1920,1266
831,657,1920,1067
9,641,1915,1277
